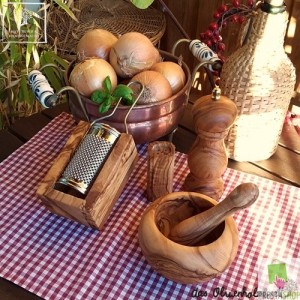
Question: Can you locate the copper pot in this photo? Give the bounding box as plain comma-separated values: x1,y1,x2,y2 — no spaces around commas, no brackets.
64,50,191,144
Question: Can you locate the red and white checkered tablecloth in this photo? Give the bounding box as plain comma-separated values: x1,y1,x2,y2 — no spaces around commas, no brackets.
0,113,299,300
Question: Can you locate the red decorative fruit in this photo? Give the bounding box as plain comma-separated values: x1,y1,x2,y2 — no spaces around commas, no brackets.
213,11,221,19
209,22,219,31
218,4,228,13
205,30,213,38
217,42,226,52
238,15,246,23
206,40,213,47
232,0,240,7
231,15,239,23
247,0,254,7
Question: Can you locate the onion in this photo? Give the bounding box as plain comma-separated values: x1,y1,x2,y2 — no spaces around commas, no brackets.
109,32,161,78
69,58,117,97
151,61,186,94
77,29,118,61
130,70,172,105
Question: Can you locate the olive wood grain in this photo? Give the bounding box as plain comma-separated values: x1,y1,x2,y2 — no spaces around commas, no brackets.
138,191,239,284
169,183,259,246
147,141,175,201
36,120,138,229
184,91,237,199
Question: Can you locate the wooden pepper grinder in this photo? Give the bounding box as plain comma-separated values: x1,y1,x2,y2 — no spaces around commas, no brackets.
184,86,237,199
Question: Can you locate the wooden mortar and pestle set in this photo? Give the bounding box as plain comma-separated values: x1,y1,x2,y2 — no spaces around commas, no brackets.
139,86,260,284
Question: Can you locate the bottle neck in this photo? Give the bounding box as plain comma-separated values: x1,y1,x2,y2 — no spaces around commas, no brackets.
260,1,286,14
246,6,288,48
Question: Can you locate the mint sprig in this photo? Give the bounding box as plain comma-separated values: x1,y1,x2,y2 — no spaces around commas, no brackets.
91,76,134,113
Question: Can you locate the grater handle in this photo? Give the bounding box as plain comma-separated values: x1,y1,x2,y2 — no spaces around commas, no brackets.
172,39,222,72
171,39,222,89
29,64,90,122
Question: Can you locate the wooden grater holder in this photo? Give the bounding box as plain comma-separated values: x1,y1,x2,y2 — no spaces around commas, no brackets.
36,120,138,229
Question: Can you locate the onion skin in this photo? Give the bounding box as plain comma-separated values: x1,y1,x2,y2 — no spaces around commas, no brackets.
69,58,117,97
109,32,161,78
151,61,186,94
77,29,118,61
131,70,172,105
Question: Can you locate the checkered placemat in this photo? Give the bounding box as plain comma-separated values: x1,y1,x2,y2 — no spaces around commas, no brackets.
0,113,299,300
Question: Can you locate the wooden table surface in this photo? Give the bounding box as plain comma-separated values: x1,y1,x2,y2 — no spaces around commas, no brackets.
0,95,299,299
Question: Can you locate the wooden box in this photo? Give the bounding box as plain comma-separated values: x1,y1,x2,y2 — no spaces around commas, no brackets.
36,120,138,229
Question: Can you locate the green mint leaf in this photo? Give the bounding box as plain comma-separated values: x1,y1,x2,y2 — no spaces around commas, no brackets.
121,94,134,105
93,81,135,113
99,101,111,113
112,84,133,99
102,76,112,94
91,90,108,104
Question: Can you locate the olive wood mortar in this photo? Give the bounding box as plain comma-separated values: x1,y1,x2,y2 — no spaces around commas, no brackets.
138,183,259,284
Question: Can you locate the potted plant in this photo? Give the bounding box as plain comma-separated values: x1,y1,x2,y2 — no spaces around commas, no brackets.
0,0,77,129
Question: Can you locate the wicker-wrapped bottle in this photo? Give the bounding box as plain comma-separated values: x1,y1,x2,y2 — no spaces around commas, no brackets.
219,0,296,162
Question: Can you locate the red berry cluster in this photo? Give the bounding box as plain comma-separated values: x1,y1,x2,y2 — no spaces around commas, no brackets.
200,0,256,61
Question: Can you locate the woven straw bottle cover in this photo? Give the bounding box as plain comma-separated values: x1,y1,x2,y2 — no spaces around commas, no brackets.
219,0,296,162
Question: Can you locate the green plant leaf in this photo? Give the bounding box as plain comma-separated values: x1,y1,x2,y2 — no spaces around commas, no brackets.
99,99,112,113
13,2,23,32
1,42,10,53
91,90,108,104
53,0,78,22
102,76,112,94
92,80,135,114
9,43,22,65
39,51,67,92
1,0,8,18
25,42,34,69
31,44,39,65
112,84,133,98
131,0,154,9
43,51,68,70
121,94,134,105
25,22,39,69
19,74,29,103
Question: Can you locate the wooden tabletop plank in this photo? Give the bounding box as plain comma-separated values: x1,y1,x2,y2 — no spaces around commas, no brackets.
0,130,24,162
0,278,42,300
8,113,51,142
228,159,290,185
172,126,195,154
41,102,70,119
252,145,300,187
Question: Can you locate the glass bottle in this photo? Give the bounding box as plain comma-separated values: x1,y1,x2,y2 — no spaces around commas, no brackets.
219,0,296,161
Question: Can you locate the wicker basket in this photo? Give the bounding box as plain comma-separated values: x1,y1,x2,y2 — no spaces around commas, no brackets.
219,5,296,162
47,0,166,59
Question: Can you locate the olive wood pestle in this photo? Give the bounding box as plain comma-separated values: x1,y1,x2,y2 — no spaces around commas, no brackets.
183,87,238,200
169,183,259,246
